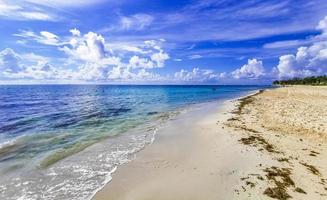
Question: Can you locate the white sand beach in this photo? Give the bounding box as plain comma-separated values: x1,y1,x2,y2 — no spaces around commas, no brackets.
94,86,327,200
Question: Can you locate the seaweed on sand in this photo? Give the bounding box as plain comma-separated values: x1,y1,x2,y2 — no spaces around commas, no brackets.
263,167,294,200
300,162,320,175
239,135,278,153
264,187,291,200
294,187,306,194
233,90,264,115
277,157,290,163
309,150,320,157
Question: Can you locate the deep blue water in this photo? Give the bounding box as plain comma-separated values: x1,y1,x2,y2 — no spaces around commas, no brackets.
0,85,270,199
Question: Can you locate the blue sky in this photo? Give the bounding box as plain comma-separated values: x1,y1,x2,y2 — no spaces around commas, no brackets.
1,0,327,84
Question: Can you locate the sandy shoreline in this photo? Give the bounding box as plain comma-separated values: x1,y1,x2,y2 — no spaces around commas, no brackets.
93,86,327,200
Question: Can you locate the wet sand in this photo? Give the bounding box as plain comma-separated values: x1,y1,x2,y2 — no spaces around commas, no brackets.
93,86,327,200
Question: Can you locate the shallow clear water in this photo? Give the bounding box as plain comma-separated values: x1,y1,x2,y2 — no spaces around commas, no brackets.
0,85,269,199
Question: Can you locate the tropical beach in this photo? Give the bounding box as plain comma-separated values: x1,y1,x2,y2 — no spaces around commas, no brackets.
94,86,327,200
1,0,327,199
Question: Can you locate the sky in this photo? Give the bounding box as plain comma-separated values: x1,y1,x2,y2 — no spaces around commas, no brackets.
1,0,327,84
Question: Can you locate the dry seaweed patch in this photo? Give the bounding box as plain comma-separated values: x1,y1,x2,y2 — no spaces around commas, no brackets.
241,174,265,182
226,117,240,122
238,126,259,133
294,187,307,194
300,162,320,175
311,150,320,155
246,181,256,188
264,187,292,200
239,135,278,153
309,150,320,157
263,167,295,200
232,90,264,115
233,96,254,115
249,173,265,181
277,157,290,163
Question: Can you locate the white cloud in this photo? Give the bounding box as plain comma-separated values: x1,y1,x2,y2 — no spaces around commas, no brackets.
0,0,54,21
274,16,327,78
14,30,62,46
70,28,81,37
150,51,169,67
0,48,68,80
68,31,107,62
120,14,154,30
174,68,223,82
263,39,313,49
21,53,50,63
263,16,327,50
5,27,173,83
9,28,171,82
128,56,154,69
317,16,327,34
275,43,327,78
0,0,109,22
232,59,265,79
74,63,110,81
107,66,163,82
144,39,165,51
189,54,203,59
40,31,60,44
60,31,122,67
0,2,21,15
19,12,52,21
0,48,23,73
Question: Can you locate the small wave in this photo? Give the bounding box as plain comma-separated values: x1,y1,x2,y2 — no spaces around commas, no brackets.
39,140,96,168
0,101,45,109
147,111,159,115
0,118,37,133
0,138,27,162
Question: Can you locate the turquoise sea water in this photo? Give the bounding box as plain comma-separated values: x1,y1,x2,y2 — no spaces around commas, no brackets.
0,85,269,199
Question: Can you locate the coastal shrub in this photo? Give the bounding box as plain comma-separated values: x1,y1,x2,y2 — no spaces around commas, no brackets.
273,75,327,86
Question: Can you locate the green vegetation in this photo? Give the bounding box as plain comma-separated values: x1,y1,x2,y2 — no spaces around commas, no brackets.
273,75,327,86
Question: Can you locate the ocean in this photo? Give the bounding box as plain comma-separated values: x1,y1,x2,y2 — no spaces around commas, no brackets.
0,85,269,199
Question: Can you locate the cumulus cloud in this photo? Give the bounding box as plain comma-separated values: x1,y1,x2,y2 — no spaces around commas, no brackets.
5,28,171,82
125,40,169,69
232,59,265,79
317,16,327,34
174,68,224,82
108,66,163,82
150,51,170,67
0,48,23,73
61,31,109,63
274,16,327,78
128,56,155,69
0,48,69,80
21,53,50,63
69,28,81,37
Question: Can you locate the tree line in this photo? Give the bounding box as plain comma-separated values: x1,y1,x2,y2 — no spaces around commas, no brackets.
273,75,327,86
